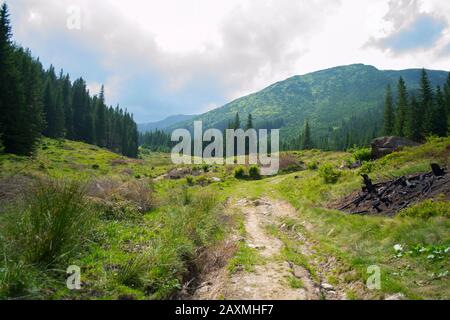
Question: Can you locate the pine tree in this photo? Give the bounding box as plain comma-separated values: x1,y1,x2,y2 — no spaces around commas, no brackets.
444,73,450,124
95,85,106,147
383,84,395,136
430,86,448,137
246,113,254,130
395,77,408,137
419,69,433,134
234,113,241,129
0,4,40,155
407,95,423,142
302,120,312,150
61,74,73,139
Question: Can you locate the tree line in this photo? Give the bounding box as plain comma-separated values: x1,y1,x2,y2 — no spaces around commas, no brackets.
0,3,138,157
383,69,450,141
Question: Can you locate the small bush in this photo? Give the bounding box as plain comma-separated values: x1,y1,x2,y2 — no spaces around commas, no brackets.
234,166,246,179
352,147,372,162
359,161,375,174
202,164,210,173
92,164,100,170
249,165,261,180
318,164,341,184
307,161,319,170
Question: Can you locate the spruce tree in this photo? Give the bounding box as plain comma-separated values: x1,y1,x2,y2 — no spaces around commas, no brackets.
0,4,40,155
444,73,450,125
395,77,408,137
383,84,395,136
419,69,433,134
430,86,448,137
95,85,106,147
407,95,423,142
302,120,312,150
246,113,254,130
234,113,241,129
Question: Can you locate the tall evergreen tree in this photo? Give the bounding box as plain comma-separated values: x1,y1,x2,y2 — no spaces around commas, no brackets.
61,74,73,139
246,113,254,130
383,84,395,136
444,73,450,119
233,113,241,129
0,3,42,155
95,85,106,147
395,77,408,137
430,86,448,137
302,120,312,150
407,95,423,142
419,69,433,134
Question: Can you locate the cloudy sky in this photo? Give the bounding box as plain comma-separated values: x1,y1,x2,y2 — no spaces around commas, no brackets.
6,0,450,123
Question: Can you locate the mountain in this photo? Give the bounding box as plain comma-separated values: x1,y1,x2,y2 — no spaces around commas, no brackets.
138,114,196,133
168,64,449,141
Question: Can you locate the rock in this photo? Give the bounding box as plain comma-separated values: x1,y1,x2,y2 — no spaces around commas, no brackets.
248,244,266,250
349,160,362,169
371,136,420,159
321,283,334,291
211,177,222,182
385,293,406,300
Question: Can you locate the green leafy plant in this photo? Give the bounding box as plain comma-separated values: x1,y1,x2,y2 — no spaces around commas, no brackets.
307,161,319,170
352,147,372,162
318,164,341,184
248,165,261,180
234,166,246,179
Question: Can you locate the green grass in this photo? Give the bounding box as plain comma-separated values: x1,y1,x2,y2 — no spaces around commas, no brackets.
227,242,264,273
287,275,304,289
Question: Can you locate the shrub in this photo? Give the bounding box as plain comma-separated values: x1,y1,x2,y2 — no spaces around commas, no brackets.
202,164,210,173
249,165,261,180
92,164,100,170
307,161,319,170
234,166,246,179
318,164,341,184
359,161,375,174
352,147,372,162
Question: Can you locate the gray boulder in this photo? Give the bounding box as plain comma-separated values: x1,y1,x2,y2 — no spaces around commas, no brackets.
371,136,420,159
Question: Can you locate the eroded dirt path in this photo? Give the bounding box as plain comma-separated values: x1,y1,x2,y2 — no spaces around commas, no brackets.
192,197,338,300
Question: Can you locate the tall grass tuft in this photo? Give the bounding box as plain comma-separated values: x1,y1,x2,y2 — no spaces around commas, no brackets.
1,178,95,267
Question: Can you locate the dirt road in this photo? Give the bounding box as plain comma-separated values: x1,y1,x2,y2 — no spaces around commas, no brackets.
192,197,351,300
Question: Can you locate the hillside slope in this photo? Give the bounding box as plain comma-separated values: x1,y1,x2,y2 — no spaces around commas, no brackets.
138,114,196,133
169,64,448,139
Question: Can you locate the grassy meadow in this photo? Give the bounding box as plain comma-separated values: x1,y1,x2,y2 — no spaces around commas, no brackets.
0,137,449,300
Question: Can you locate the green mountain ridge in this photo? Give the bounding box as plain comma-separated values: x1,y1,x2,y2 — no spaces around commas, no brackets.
168,64,449,143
